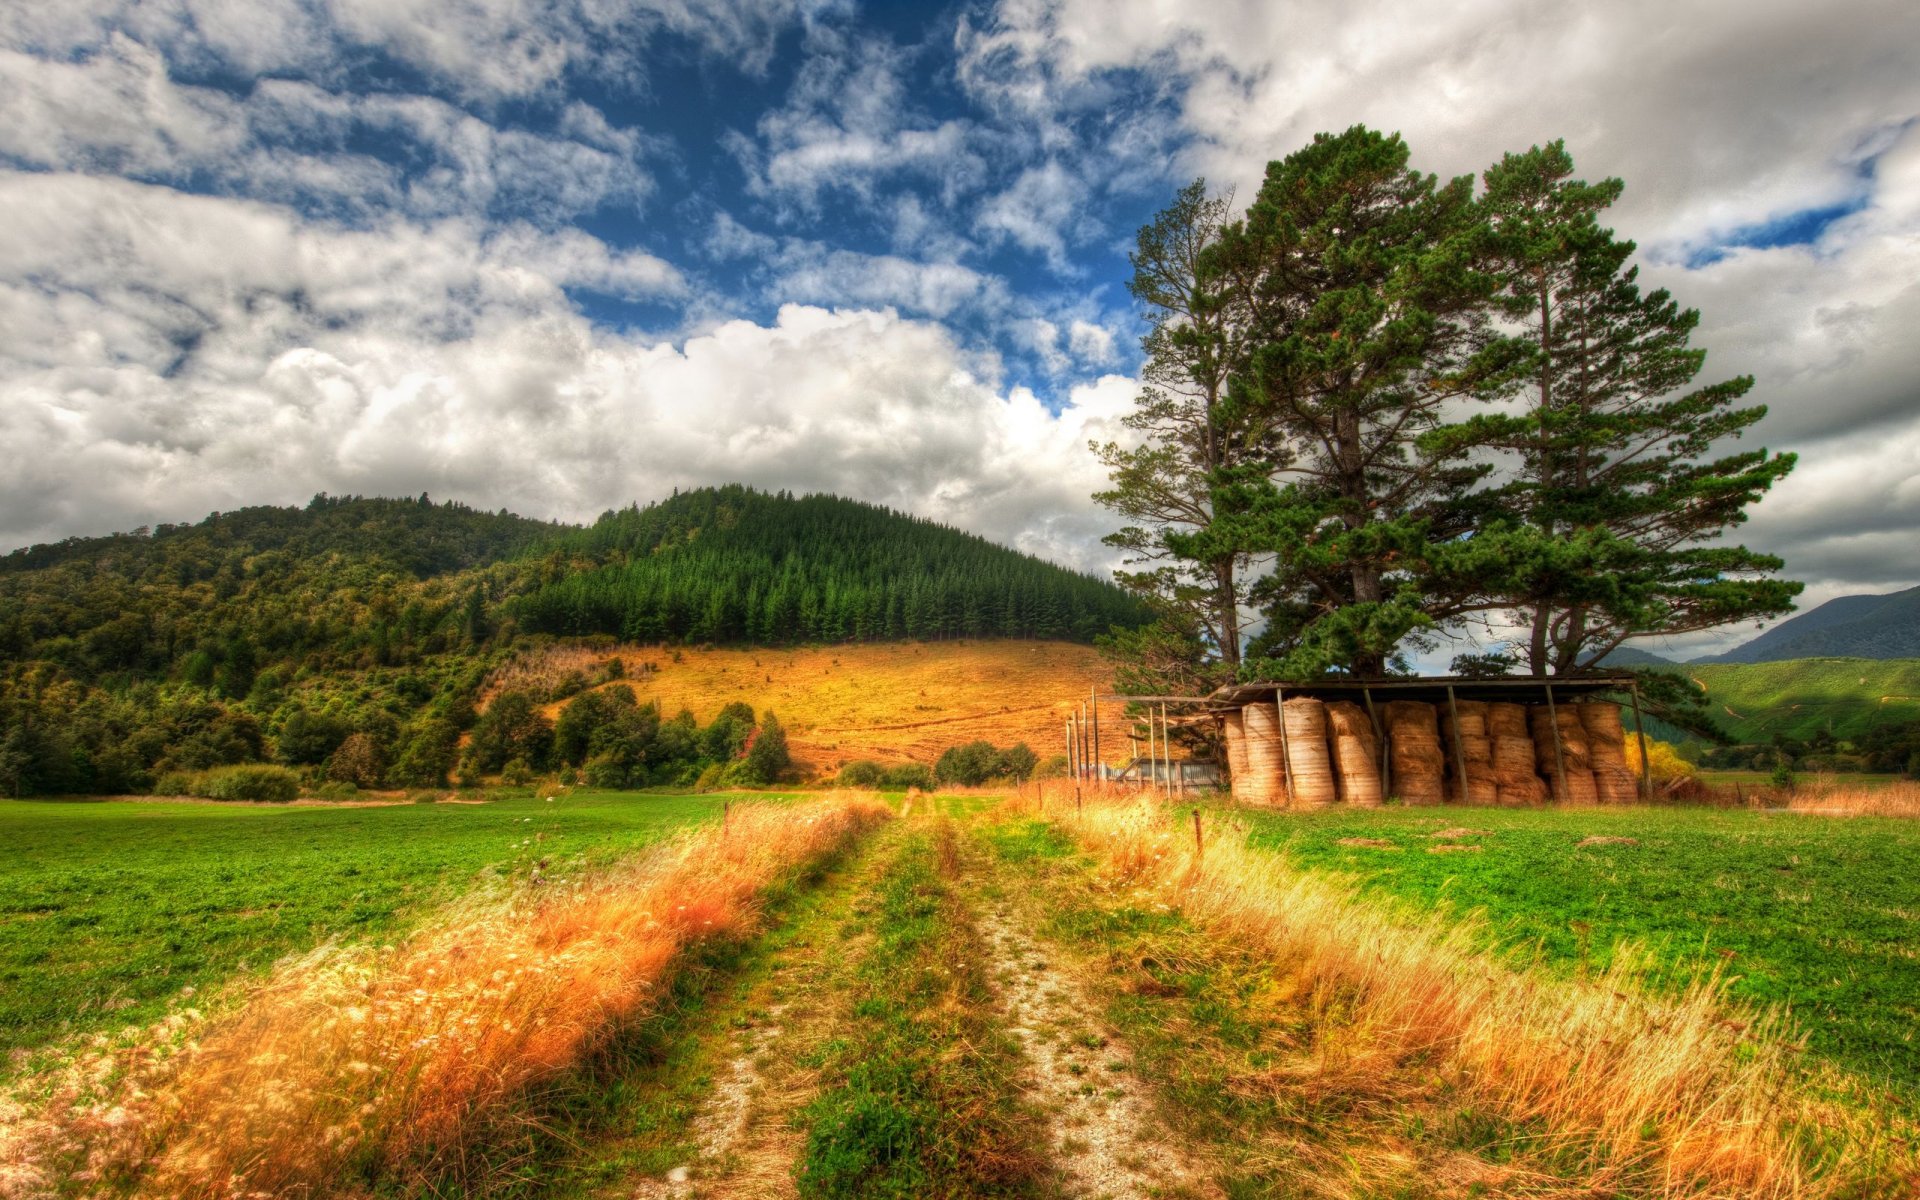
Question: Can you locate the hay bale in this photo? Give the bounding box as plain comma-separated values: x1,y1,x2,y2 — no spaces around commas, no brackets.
1383,700,1447,806
1223,711,1250,791
1239,702,1286,807
1326,701,1382,806
1576,702,1630,770
1487,702,1528,738
1529,707,1591,771
1593,766,1639,804
1282,697,1336,807
1551,767,1600,805
1497,776,1549,806
1441,699,1490,740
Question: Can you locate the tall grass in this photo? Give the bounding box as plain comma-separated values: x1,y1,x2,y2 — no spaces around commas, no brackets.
2,796,889,1199
1017,783,1902,1197
1786,780,1920,817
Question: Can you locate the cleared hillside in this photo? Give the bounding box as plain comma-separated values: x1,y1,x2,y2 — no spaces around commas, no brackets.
1688,658,1920,742
488,639,1119,776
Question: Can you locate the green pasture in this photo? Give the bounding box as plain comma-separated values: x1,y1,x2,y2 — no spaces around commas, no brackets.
1229,803,1920,1089
1687,657,1920,742
0,791,757,1063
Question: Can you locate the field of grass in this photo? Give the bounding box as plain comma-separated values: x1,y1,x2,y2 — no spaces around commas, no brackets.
1684,657,1920,741
0,790,743,1062
486,639,1114,776
1228,802,1920,1087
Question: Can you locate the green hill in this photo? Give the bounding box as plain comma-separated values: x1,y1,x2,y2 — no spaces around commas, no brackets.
1703,585,1920,663
0,487,1145,796
1685,659,1920,743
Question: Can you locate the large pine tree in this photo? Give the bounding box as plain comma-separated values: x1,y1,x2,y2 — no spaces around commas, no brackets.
1453,142,1800,673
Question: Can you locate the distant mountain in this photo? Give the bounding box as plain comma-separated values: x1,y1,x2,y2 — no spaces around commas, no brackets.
1588,646,1678,668
1701,585,1920,663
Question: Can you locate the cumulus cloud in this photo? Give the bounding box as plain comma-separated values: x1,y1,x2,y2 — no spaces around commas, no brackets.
0,169,1134,569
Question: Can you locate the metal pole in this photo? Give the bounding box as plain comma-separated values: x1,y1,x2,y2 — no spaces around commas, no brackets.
1629,682,1652,800
1544,682,1568,802
1276,687,1297,808
1446,685,1470,806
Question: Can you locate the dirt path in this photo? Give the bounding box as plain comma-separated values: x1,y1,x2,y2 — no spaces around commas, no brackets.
599,821,906,1198
961,836,1210,1200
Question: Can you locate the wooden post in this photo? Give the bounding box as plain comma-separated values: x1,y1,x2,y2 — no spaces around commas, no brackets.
1152,702,1167,794
1544,682,1568,801
1192,807,1203,859
1065,718,1076,782
1275,687,1297,808
724,799,731,838
1445,685,1470,806
1090,686,1101,784
1629,681,1652,801
1363,685,1390,800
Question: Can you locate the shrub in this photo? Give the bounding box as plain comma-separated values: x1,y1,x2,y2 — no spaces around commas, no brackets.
313,780,359,801
326,732,386,789
881,764,935,791
740,713,791,785
837,760,885,788
693,762,729,793
501,758,534,786
202,764,302,803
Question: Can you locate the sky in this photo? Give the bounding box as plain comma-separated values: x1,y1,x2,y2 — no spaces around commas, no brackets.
1,0,1916,658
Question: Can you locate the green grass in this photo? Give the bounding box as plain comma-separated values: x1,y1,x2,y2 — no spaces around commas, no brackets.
0,790,750,1062
1227,803,1920,1090
1683,657,1920,742
797,825,1047,1199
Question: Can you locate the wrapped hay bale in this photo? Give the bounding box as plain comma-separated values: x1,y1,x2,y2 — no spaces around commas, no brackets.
1282,697,1337,807
1383,700,1447,805
1326,701,1382,806
1239,702,1286,807
1223,711,1250,792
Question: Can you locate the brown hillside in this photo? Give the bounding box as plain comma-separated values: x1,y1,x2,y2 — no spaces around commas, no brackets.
486,640,1119,777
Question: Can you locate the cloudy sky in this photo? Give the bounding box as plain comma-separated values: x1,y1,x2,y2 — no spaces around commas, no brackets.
1,0,1916,654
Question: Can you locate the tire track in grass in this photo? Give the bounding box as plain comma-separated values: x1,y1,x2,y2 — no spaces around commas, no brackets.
545,822,904,1200
963,830,1212,1200
792,817,1057,1199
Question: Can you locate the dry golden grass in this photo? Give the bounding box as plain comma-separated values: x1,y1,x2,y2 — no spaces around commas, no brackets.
489,639,1115,775
1013,782,1908,1198
1,796,889,1200
1786,781,1920,818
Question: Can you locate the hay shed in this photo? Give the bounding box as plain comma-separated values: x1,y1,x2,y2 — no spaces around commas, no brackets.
1201,675,1649,810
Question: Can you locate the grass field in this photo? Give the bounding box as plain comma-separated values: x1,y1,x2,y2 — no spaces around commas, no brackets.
0,791,748,1063
1683,657,1920,742
486,639,1114,776
1227,802,1920,1088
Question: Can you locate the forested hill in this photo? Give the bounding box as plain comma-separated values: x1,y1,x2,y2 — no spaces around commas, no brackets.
515,486,1145,644
0,488,1142,795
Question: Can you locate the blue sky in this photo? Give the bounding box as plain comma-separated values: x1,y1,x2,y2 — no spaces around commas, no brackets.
1,0,1917,655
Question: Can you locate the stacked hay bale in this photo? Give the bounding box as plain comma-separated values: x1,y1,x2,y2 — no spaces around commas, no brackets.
1222,710,1251,799
1281,697,1337,807
1577,701,1640,804
1239,702,1287,806
1382,700,1447,805
1488,702,1548,805
1529,705,1598,804
1325,701,1383,806
1439,699,1499,805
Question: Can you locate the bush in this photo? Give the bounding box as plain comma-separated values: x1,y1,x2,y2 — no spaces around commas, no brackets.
501,757,534,786
935,741,1000,787
314,780,358,800
740,713,792,785
837,760,885,788
326,732,386,789
881,764,935,791
201,764,303,802
693,762,729,793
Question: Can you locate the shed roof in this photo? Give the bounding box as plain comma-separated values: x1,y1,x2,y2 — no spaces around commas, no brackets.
1206,674,1639,710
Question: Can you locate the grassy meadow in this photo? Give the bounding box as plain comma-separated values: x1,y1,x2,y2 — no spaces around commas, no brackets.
485,639,1112,776
1685,657,1920,742
1228,802,1920,1087
0,790,752,1063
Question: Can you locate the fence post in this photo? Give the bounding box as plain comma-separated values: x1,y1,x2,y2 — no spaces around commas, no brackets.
1192,807,1203,860
723,799,731,838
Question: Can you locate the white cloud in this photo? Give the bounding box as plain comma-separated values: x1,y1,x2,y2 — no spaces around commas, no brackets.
0,170,1134,573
